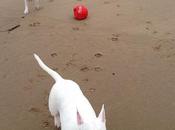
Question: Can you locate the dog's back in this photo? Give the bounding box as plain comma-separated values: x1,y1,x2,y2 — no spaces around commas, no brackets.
50,79,97,129
34,54,106,130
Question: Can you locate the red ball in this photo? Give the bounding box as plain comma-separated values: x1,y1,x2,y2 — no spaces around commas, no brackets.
73,5,88,20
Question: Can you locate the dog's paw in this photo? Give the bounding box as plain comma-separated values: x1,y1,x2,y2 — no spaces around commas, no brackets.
24,9,29,14
55,120,61,128
54,117,61,128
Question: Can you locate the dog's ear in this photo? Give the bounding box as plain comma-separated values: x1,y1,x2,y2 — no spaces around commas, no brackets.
77,110,84,125
98,104,106,123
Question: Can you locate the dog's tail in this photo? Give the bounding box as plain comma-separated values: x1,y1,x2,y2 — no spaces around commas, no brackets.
33,53,63,82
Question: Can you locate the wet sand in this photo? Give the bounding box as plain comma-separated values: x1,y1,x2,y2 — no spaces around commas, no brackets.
1,0,175,130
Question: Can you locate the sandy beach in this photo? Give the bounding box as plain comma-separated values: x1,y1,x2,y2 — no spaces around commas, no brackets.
1,0,175,130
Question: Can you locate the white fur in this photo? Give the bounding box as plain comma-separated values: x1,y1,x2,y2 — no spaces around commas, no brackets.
33,54,107,130
24,0,40,14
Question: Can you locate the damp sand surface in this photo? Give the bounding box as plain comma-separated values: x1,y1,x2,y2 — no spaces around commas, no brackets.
1,0,175,130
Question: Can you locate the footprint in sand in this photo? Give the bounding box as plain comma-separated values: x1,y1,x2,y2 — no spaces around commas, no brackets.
94,67,103,72
72,27,80,31
28,107,41,113
145,27,150,30
50,53,57,57
116,4,120,7
111,34,120,41
80,66,103,72
65,61,75,67
165,32,171,35
80,66,90,72
153,39,175,58
116,13,120,16
88,88,96,92
146,21,152,24
112,72,116,76
145,21,158,34
42,121,49,128
94,53,103,58
145,21,151,30
52,67,58,71
153,44,161,51
64,54,78,70
153,31,158,34
82,78,89,82
29,22,40,27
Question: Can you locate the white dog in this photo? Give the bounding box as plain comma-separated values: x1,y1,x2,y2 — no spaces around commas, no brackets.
24,0,40,14
33,54,107,130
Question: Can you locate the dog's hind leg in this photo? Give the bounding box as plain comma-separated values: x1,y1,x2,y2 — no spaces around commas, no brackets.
54,114,61,128
24,0,29,14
